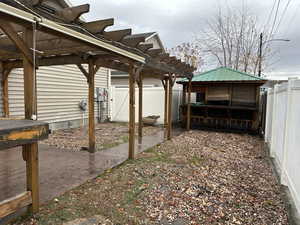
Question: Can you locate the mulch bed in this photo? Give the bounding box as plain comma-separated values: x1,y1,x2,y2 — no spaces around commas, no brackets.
13,130,288,225
41,122,161,151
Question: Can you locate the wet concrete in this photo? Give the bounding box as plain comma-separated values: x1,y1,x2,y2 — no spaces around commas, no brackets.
0,130,171,204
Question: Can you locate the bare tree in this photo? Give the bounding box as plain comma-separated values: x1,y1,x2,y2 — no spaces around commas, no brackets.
166,42,204,72
196,4,273,74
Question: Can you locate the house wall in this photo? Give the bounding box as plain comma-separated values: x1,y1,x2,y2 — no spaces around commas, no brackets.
265,78,300,216
147,36,161,49
0,65,111,130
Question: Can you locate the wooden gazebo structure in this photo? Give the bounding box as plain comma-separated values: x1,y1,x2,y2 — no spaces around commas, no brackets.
0,0,195,219
177,67,267,132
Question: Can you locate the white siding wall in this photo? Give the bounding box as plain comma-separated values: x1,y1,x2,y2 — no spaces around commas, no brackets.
265,78,300,215
2,65,110,126
147,36,161,49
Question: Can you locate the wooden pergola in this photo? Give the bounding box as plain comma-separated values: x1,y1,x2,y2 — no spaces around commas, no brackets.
0,0,195,219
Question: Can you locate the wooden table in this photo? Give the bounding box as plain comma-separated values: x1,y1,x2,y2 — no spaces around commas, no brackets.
0,119,49,218
0,119,49,150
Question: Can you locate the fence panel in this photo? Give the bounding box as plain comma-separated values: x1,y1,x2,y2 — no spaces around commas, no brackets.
265,79,300,215
111,86,181,124
271,83,288,168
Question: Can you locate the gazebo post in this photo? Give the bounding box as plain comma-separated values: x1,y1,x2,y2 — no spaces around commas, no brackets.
22,28,39,213
187,78,192,130
138,73,143,144
162,77,169,139
182,84,186,105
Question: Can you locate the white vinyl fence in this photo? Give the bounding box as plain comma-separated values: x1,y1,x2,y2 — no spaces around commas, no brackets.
111,86,181,124
265,78,300,214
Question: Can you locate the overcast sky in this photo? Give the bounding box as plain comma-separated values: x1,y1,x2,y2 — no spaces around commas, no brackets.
71,0,299,79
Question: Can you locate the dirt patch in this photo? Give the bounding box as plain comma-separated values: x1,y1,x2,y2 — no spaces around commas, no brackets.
13,130,289,225
41,122,161,151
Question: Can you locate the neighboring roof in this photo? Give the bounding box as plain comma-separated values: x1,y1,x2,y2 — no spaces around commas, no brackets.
178,67,267,83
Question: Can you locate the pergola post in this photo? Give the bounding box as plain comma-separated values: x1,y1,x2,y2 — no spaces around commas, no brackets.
128,64,136,159
77,62,100,153
22,28,39,214
88,60,96,153
1,68,12,117
187,78,192,130
167,74,175,140
138,74,143,144
162,78,169,139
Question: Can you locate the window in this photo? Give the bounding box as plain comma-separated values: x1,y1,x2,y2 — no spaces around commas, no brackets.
196,92,205,103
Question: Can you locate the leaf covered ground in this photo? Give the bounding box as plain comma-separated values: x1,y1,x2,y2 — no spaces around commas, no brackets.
41,122,161,151
13,130,288,225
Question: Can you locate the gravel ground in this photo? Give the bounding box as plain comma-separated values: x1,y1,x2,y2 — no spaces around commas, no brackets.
41,122,161,151
13,130,289,225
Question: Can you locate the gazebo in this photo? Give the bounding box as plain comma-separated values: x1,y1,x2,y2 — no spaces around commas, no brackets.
177,67,267,132
0,0,195,219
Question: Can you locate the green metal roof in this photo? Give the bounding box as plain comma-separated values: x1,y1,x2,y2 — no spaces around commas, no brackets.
180,67,265,83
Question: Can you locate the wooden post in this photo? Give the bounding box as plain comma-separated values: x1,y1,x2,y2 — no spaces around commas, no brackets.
182,84,186,105
187,79,192,130
138,74,143,144
88,60,95,153
22,28,39,213
162,78,169,139
167,75,174,140
2,69,11,117
128,64,136,159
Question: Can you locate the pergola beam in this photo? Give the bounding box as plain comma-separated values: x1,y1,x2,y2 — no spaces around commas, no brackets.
57,4,90,23
103,29,132,41
122,36,146,48
147,49,163,57
0,19,33,65
138,43,153,52
82,18,114,34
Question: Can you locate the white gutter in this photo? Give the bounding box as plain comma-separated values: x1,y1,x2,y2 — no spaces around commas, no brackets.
0,3,145,63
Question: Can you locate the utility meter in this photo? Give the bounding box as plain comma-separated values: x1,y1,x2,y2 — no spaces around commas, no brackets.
79,99,87,111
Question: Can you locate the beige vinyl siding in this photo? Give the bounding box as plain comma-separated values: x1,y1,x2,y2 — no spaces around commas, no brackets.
7,65,110,123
